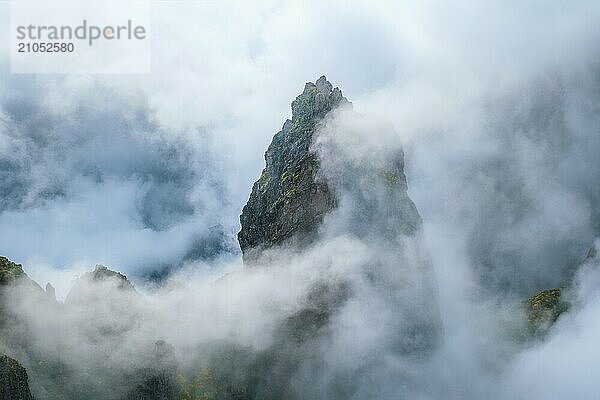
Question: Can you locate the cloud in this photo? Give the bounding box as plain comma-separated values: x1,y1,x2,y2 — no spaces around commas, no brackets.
0,1,599,399
0,75,236,287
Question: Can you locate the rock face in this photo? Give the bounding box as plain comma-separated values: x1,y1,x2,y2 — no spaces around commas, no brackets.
0,354,35,400
234,77,440,398
0,256,45,296
0,256,27,284
0,257,39,399
0,257,38,399
526,288,569,337
0,256,42,293
238,76,349,260
238,76,423,262
524,244,598,338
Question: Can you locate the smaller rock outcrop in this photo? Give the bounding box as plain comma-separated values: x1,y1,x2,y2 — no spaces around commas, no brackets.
524,244,599,339
124,340,179,400
65,264,141,340
526,288,569,337
582,243,597,264
88,265,136,291
0,256,27,284
44,283,56,302
65,264,136,304
0,354,35,400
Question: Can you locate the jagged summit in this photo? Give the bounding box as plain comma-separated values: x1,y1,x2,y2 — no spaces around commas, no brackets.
0,256,27,285
238,76,421,262
88,264,134,289
65,264,136,305
238,76,350,260
235,77,440,394
291,75,350,120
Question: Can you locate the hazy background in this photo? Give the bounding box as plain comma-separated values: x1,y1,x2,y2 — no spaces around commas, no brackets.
0,1,600,399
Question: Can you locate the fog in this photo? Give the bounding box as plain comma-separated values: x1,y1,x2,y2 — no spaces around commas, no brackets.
0,1,599,399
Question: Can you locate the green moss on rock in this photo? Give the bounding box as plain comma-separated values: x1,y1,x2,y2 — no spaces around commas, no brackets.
381,170,399,185
0,354,35,400
0,256,26,285
526,288,569,336
238,76,348,261
257,171,273,194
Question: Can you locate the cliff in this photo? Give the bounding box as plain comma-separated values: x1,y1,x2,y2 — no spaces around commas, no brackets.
0,354,35,400
238,76,349,260
0,257,37,399
232,77,439,398
238,76,421,261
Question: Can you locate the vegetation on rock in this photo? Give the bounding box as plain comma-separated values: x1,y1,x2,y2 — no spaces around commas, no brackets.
0,352,35,399
0,256,26,284
526,288,569,337
238,76,348,261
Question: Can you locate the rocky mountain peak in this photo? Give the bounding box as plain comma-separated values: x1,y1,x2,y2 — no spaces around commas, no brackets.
290,75,350,120
0,256,42,294
238,76,421,262
238,76,351,261
0,256,26,285
65,264,136,306
234,77,438,395
89,265,135,289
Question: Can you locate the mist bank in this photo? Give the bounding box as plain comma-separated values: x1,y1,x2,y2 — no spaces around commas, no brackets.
1,73,599,399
